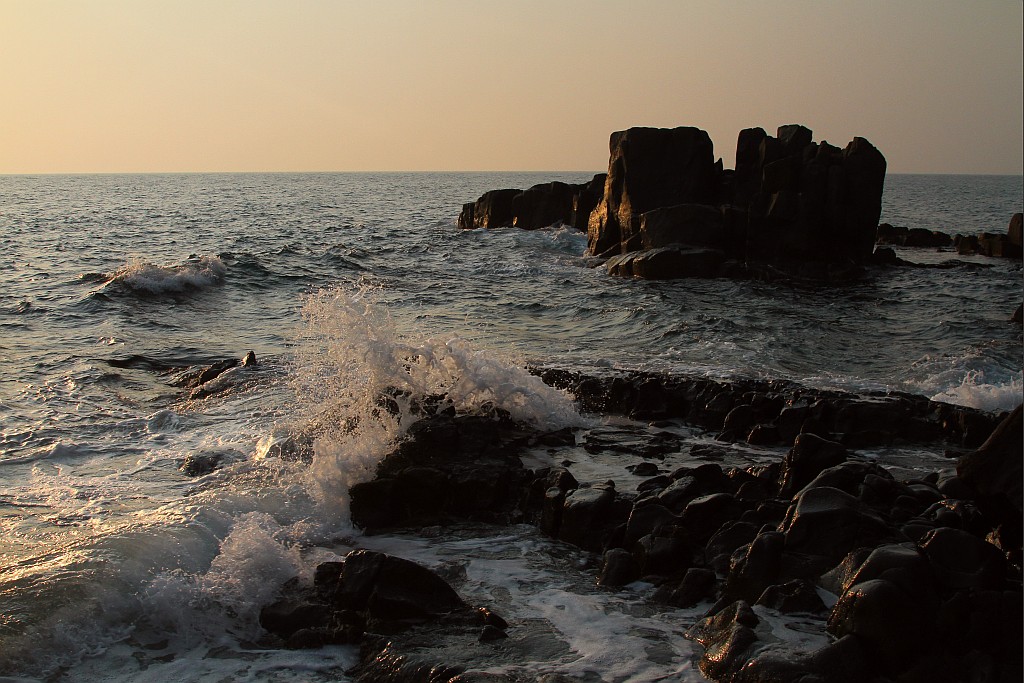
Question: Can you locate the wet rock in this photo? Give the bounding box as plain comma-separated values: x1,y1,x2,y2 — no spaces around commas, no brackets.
827,577,937,676
337,550,466,626
723,531,784,604
755,578,826,613
656,567,717,607
687,601,761,681
821,543,937,608
170,357,240,389
918,526,1007,591
705,520,760,574
608,246,727,280
681,493,744,542
780,487,900,574
511,182,578,230
558,484,618,551
623,502,678,547
179,449,233,476
349,415,532,531
777,433,848,498
598,547,640,587
731,634,872,683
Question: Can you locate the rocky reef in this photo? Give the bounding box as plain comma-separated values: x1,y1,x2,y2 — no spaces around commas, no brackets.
261,371,1022,682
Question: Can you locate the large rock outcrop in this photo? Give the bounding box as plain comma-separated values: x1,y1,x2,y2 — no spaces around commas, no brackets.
457,123,887,281
594,124,886,279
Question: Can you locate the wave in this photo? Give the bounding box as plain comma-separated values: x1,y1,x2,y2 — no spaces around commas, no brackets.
101,255,226,294
287,280,585,521
928,369,1023,413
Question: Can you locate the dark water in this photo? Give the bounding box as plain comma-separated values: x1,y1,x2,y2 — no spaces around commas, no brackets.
0,172,1020,680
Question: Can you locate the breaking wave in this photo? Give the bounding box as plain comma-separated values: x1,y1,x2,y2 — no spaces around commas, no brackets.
288,281,584,519
103,255,226,294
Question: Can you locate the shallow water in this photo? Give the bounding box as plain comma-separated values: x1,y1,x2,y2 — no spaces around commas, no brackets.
0,171,1020,680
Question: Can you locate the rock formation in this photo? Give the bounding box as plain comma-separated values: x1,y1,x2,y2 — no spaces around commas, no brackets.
457,124,887,281
260,369,1021,681
457,176,605,231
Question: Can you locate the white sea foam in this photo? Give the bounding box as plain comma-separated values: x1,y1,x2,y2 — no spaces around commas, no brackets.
106,255,226,293
289,282,584,521
928,369,1023,413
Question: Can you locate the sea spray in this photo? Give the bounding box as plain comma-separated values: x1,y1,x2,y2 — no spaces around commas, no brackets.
104,255,226,294
928,368,1024,413
289,281,584,521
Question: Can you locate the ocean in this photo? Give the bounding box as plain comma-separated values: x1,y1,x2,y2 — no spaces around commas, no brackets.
0,171,1021,681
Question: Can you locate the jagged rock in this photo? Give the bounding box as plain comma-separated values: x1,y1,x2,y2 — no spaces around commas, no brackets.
457,176,608,232
687,601,761,681
723,531,784,604
511,182,577,230
777,433,848,498
587,126,718,258
457,189,519,230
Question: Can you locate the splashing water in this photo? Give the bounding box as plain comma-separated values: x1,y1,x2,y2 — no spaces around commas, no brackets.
929,369,1023,413
289,281,584,519
105,255,226,293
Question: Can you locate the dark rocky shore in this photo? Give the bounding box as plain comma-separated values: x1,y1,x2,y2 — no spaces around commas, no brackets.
249,126,1022,681
257,369,1022,683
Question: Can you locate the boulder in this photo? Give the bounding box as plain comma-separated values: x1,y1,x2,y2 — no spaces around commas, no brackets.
687,601,761,681
587,126,718,257
827,578,937,676
511,182,577,230
957,404,1023,513
777,433,848,498
457,188,520,230
755,578,826,613
722,531,785,604
558,484,618,551
349,414,532,530
780,487,899,573
918,527,1007,591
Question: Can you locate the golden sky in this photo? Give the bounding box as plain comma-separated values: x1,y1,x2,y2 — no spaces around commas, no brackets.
1,0,1021,174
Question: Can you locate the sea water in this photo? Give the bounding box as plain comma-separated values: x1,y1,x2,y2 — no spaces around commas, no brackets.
0,172,1021,680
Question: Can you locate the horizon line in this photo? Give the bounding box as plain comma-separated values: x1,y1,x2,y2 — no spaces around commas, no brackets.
2,169,1022,178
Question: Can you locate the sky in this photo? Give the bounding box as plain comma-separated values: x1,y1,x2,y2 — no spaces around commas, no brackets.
1,0,1022,174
